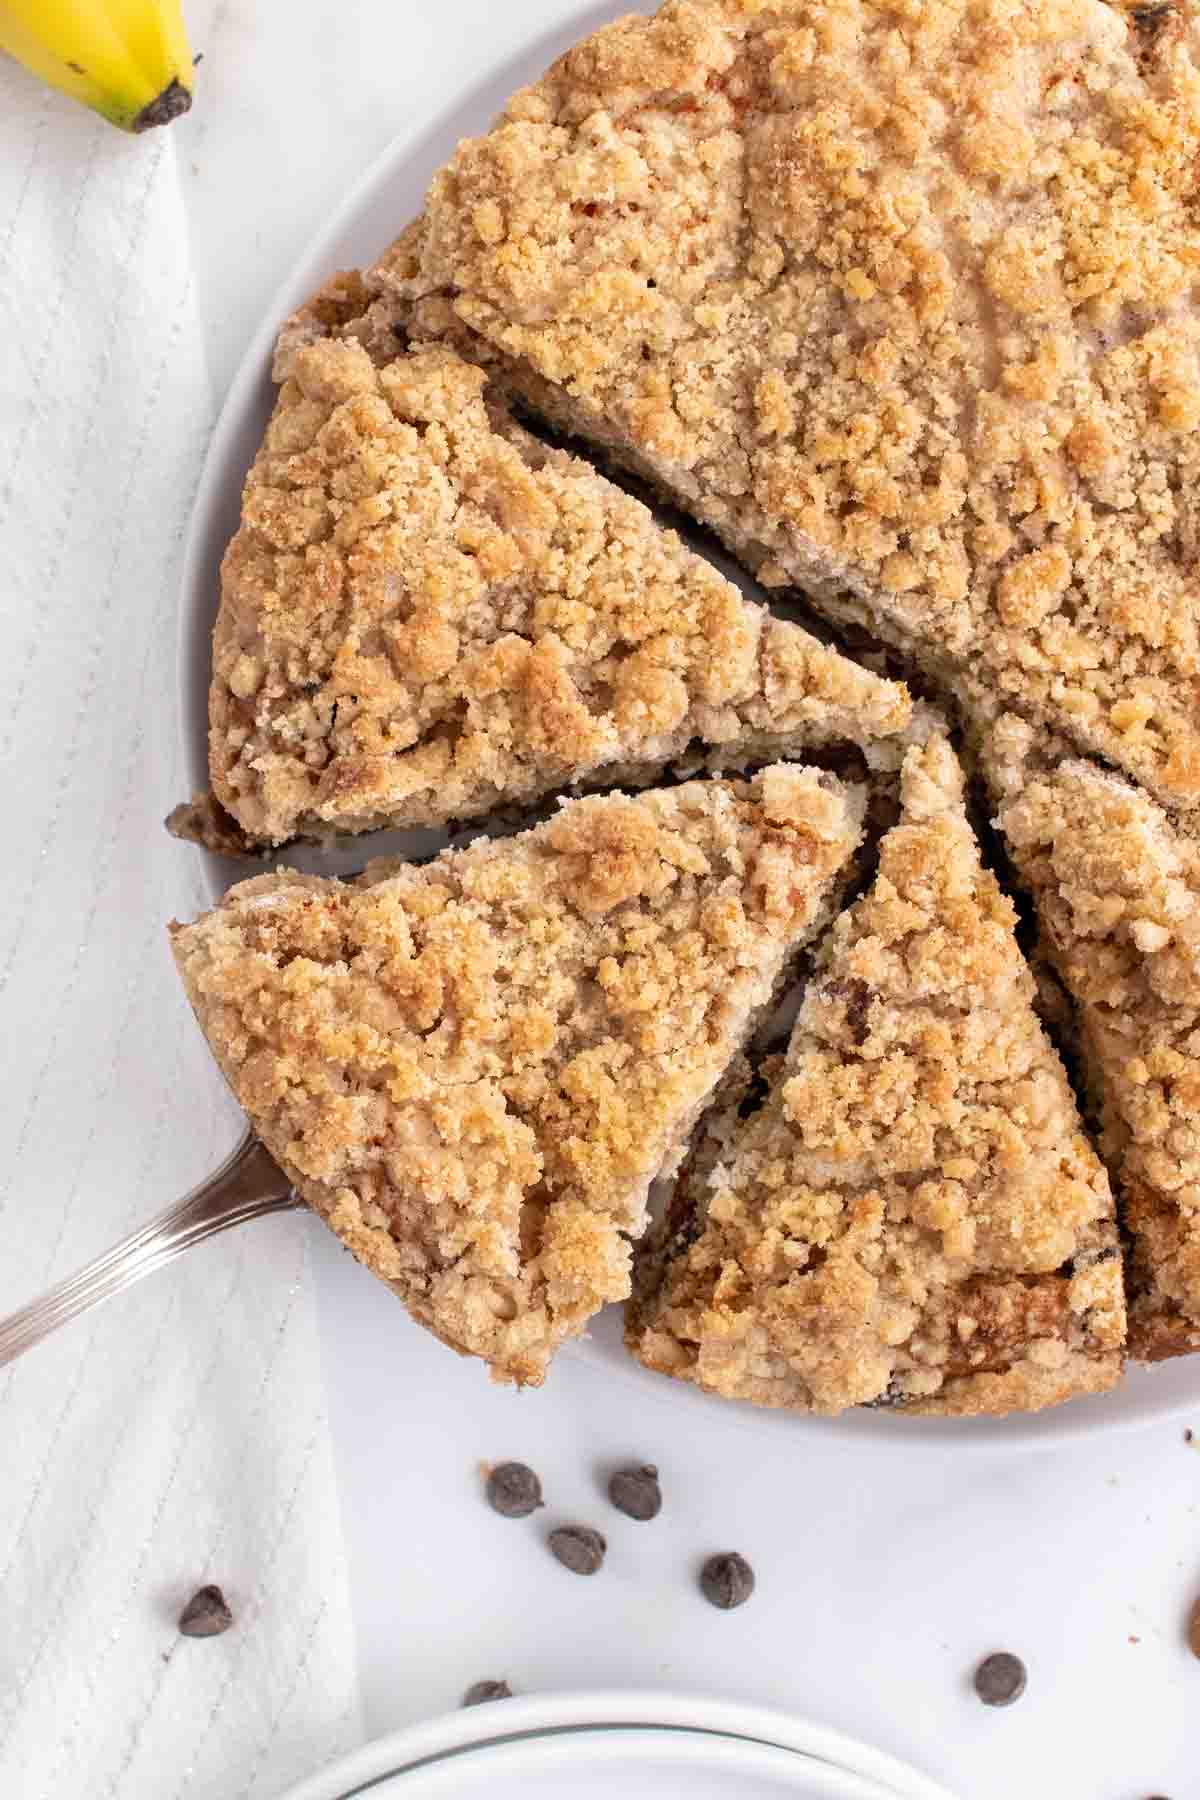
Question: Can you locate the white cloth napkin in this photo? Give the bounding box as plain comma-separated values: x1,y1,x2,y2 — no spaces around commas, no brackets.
0,60,361,1800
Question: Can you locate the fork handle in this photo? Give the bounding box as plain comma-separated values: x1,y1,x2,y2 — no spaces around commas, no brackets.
0,1134,299,1369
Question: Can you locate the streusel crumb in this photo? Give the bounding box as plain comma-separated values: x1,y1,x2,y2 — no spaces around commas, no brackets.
379,0,1200,808
171,768,863,1384
212,337,909,844
627,736,1124,1415
272,268,374,382
986,710,1200,1361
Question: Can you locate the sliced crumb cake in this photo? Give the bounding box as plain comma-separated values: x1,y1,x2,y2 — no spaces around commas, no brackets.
357,0,1200,812
984,711,1200,1363
206,336,909,846
172,0,1200,1410
627,738,1125,1416
171,768,864,1384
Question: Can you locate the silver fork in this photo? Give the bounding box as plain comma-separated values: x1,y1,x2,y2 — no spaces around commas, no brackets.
0,1134,302,1369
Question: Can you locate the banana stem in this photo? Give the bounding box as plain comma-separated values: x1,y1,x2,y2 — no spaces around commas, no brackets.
132,74,191,129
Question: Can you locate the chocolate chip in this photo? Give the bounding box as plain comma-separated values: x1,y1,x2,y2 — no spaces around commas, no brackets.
463,1679,512,1706
608,1464,662,1521
1130,3,1176,67
1187,1597,1200,1659
486,1461,543,1518
827,977,871,1044
178,1585,233,1638
548,1525,606,1575
973,1652,1027,1706
700,1552,755,1610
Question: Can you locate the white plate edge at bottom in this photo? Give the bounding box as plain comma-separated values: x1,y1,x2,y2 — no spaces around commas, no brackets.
277,1690,957,1800
356,1726,899,1800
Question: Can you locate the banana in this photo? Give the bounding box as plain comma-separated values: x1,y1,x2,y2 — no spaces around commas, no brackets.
0,0,195,132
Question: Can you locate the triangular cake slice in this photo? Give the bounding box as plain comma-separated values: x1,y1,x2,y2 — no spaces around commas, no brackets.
171,767,864,1384
368,0,1200,810
627,737,1125,1416
984,710,1200,1362
207,335,909,845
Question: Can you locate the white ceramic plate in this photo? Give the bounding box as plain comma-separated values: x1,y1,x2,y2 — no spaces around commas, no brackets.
277,1692,956,1800
346,1732,895,1800
177,4,1200,1448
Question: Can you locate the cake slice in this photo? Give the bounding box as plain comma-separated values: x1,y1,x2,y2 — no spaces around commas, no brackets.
208,335,909,845
366,0,1200,810
984,710,1200,1362
627,737,1125,1416
171,767,864,1384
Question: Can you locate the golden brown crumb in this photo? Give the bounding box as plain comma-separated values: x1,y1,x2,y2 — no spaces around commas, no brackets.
627,737,1124,1415
272,226,431,384
984,709,1200,1361
211,337,910,845
165,792,262,858
273,268,374,382
171,768,863,1384
377,0,1200,809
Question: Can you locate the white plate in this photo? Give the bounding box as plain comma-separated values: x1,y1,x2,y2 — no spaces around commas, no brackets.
363,1731,895,1800
177,3,1200,1448
277,1692,956,1800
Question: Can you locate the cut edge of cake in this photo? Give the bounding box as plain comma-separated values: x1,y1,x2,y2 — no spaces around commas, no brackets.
203,334,913,849
171,766,866,1385
626,734,1126,1417
980,708,1200,1364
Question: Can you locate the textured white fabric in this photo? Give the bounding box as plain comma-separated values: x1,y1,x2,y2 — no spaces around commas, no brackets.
0,59,361,1800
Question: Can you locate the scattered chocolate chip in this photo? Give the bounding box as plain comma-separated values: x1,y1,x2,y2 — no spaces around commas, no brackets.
700,1552,755,1610
486,1461,543,1518
608,1465,662,1521
178,1585,233,1639
1185,1428,1194,1443
1187,1597,1200,1659
973,1652,1027,1707
463,1679,512,1706
548,1525,606,1575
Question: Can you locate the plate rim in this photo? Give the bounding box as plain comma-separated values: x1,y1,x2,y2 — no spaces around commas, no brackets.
175,4,1200,1451
273,1690,957,1800
346,1726,903,1800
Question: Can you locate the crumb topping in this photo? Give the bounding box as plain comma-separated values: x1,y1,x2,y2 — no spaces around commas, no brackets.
171,769,862,1383
213,337,909,843
273,268,373,381
987,709,1200,1358
389,0,1200,806
627,736,1123,1414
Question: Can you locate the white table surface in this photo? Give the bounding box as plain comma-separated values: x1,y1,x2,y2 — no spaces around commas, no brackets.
174,4,1197,1795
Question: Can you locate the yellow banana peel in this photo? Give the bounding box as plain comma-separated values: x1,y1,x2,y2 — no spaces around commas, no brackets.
0,0,195,131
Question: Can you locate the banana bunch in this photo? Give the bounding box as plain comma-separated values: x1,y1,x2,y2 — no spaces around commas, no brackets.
0,0,195,132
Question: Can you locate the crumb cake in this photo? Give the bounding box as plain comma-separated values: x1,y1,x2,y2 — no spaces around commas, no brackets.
627,737,1125,1415
984,711,1200,1362
171,768,863,1383
171,0,1200,1411
356,0,1200,810
209,335,909,845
